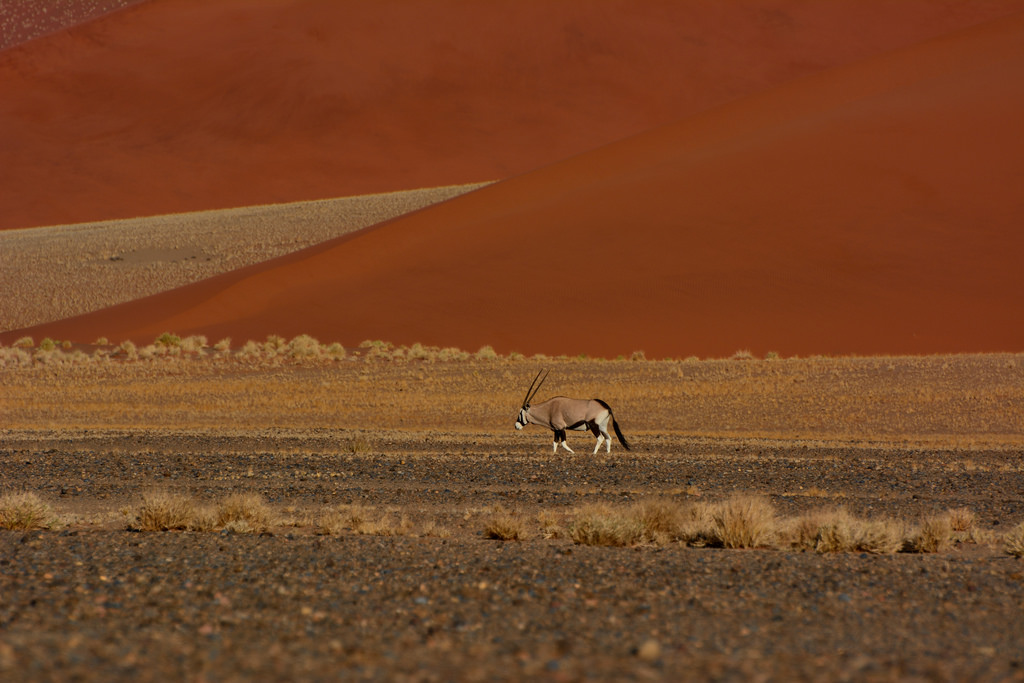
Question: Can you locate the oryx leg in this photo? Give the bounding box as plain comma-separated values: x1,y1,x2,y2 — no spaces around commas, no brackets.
596,412,613,453
554,429,574,454
588,421,605,454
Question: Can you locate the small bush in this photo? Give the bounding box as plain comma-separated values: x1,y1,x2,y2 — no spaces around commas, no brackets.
217,493,274,533
905,514,953,553
314,507,347,536
130,491,195,531
570,504,643,546
1003,522,1024,557
475,345,499,360
214,337,232,352
0,492,58,530
155,332,182,348
238,340,263,359
633,498,684,544
325,342,346,360
786,509,903,554
483,505,528,541
118,340,138,360
731,349,755,361
288,334,322,359
264,335,287,354
39,338,57,352
181,335,208,354
710,495,777,548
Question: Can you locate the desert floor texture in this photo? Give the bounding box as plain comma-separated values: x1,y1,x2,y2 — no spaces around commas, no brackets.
3,351,1024,681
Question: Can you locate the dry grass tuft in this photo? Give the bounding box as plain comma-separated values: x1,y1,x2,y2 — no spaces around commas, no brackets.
785,509,903,554
314,507,348,536
216,493,275,534
130,491,196,531
905,514,954,553
569,503,643,547
632,497,685,544
537,510,566,539
709,495,777,549
0,492,59,530
288,334,323,359
1004,522,1024,557
483,505,529,541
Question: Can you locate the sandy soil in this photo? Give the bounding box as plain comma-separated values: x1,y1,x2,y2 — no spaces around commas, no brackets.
0,183,486,332
2,354,1023,680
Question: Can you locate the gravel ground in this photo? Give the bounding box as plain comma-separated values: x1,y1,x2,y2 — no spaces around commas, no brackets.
2,357,1024,680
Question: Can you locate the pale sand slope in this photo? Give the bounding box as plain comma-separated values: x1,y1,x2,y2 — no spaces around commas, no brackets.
0,182,488,334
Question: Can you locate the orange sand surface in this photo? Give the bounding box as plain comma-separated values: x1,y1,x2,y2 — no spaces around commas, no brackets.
4,7,1019,360
3,0,1022,230
3,2,1023,358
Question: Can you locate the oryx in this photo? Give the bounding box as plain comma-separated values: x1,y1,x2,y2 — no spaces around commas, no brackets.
514,370,631,454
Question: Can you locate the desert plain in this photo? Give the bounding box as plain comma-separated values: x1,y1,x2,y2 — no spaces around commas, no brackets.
3,346,1024,681
4,1,1024,681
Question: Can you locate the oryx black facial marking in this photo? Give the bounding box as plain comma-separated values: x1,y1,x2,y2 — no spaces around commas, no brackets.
514,369,631,454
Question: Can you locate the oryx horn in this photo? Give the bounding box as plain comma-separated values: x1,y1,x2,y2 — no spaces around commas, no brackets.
522,369,549,406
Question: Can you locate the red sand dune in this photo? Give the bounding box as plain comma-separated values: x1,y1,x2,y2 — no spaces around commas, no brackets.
4,0,1024,230
7,10,1024,359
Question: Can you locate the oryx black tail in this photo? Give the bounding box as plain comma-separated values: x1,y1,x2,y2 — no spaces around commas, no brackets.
596,399,631,451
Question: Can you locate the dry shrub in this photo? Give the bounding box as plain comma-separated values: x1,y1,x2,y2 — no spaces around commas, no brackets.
238,340,263,360
264,335,287,354
709,495,777,549
325,342,346,360
154,332,181,348
181,335,208,354
419,519,452,539
0,346,32,366
130,491,195,531
189,504,218,532
314,507,347,536
537,510,566,539
359,513,412,536
288,334,323,359
118,340,138,360
214,337,232,352
483,505,528,541
946,507,976,533
1003,522,1024,557
216,493,274,533
0,492,58,530
474,345,499,360
786,509,903,554
905,514,953,553
570,503,643,547
437,347,470,361
632,498,685,544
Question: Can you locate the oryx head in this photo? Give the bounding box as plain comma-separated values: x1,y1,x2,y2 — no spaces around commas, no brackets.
515,369,548,430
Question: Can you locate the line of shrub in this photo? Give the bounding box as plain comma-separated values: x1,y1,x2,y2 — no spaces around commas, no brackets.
6,490,1024,556
2,333,785,367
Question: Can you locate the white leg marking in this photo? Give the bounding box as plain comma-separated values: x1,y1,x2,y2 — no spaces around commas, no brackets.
561,441,575,453
552,441,558,454
593,435,604,454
